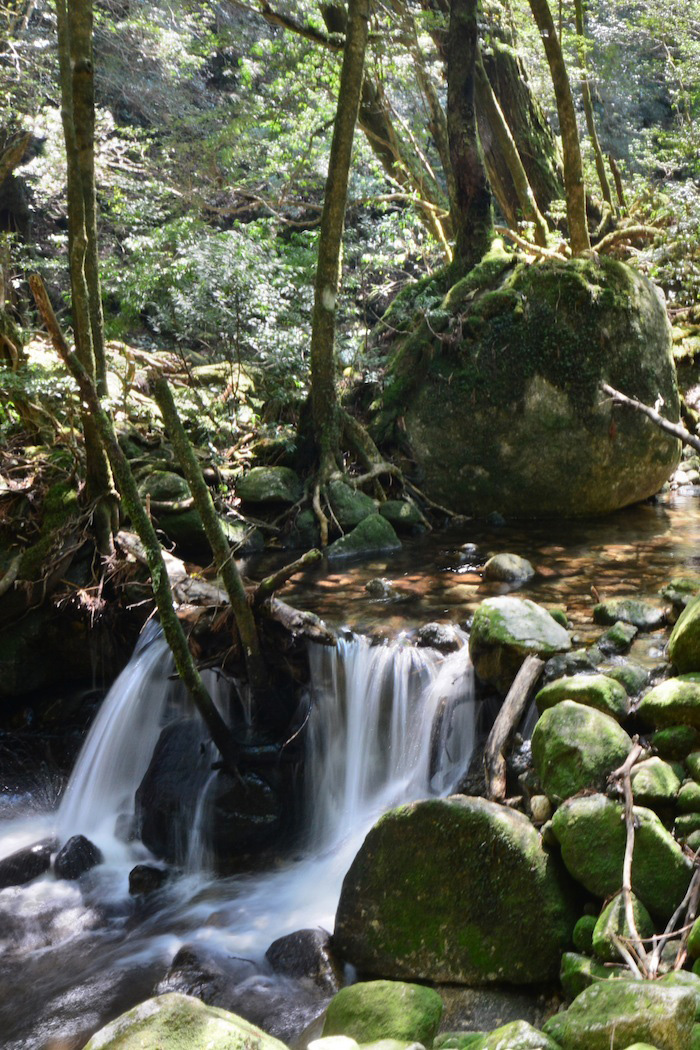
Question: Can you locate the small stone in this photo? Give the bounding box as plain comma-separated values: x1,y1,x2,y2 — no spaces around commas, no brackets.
596,620,638,655
630,758,681,807
327,515,401,560
678,781,700,813
477,1020,560,1049
572,915,597,954
366,578,400,601
548,607,569,628
322,981,443,1046
529,795,552,824
416,623,461,652
535,674,630,721
54,835,103,880
482,553,535,583
541,650,596,685
128,864,168,896
593,600,666,631
661,578,700,615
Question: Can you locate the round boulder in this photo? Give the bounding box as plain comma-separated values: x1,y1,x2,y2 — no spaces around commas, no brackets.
333,796,577,985
322,980,443,1045
469,596,571,694
378,252,680,518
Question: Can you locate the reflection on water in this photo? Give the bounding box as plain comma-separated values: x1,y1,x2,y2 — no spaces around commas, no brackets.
271,493,700,638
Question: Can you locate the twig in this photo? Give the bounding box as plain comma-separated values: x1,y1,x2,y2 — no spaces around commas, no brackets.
0,552,22,598
609,742,646,972
484,655,544,801
601,382,700,454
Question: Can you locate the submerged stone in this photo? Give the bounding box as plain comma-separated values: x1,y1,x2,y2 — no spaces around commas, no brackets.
550,793,692,920
535,673,630,720
322,981,443,1045
334,796,577,985
82,992,289,1050
54,835,103,880
638,675,700,729
482,553,535,583
531,700,632,802
327,515,401,560
469,596,571,694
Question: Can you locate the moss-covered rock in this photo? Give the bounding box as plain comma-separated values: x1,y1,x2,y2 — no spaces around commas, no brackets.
653,727,700,760
469,1021,561,1049
482,553,535,583
675,813,700,839
82,992,290,1050
236,466,303,504
638,675,700,729
532,701,632,802
596,621,638,655
593,600,666,631
604,664,650,696
560,952,624,1001
592,893,655,963
535,674,630,720
542,979,695,1050
550,794,692,920
469,597,571,694
378,501,424,530
378,255,680,519
678,782,700,813
137,469,191,503
669,596,700,673
572,916,597,954
327,481,376,528
658,972,700,1021
322,981,443,1046
630,758,681,807
434,1036,485,1050
326,515,401,560
662,579,700,616
333,796,577,985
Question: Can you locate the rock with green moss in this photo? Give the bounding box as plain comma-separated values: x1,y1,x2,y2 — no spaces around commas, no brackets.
469,597,571,694
560,953,623,1001
322,981,443,1046
688,753,700,779
678,782,700,813
592,893,655,963
542,980,695,1050
333,796,577,985
137,470,191,503
675,813,700,839
550,794,692,920
378,255,680,518
669,597,700,673
482,554,535,583
532,701,632,802
653,727,700,760
662,579,700,616
593,601,666,631
156,509,263,556
236,466,303,504
620,1044,663,1049
535,674,630,720
82,992,290,1050
604,664,650,697
658,973,700,1021
328,481,376,528
327,515,401,560
434,1036,484,1050
638,676,700,729
596,621,639,655
470,1020,561,1049
379,501,424,530
572,916,597,954
630,758,681,808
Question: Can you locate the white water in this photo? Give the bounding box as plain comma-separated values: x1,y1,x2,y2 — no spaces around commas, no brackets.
0,626,476,1048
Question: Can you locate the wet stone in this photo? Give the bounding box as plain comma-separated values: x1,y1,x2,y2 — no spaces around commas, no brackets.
596,620,638,655
54,834,103,880
128,864,168,896
0,838,55,890
265,928,342,993
593,599,666,631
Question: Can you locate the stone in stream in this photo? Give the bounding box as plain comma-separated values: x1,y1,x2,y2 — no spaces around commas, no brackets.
266,928,343,993
469,596,571,694
669,594,700,673
416,622,461,652
534,673,630,720
593,599,666,631
333,796,577,985
128,863,168,896
0,838,54,889
82,992,288,1050
469,1021,560,1049
531,701,633,803
591,892,655,963
603,662,650,696
327,515,401,560
327,480,377,528
379,500,424,530
550,793,692,920
481,553,535,583
595,620,638,655
630,757,681,808
54,834,103,880
322,981,443,1045
542,979,695,1050
638,674,700,729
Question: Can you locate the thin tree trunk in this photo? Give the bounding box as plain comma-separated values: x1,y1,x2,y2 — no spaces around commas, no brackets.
30,274,241,773
574,0,613,209
527,0,590,254
446,0,493,273
475,54,549,247
56,0,116,553
152,376,267,696
310,0,370,477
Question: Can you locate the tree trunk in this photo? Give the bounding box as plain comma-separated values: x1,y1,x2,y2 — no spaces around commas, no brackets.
310,0,370,476
574,0,613,209
56,0,116,553
446,0,493,273
527,0,590,254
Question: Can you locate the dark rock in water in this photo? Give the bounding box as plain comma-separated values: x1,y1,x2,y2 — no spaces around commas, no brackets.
54,835,103,880
327,514,401,560
593,599,666,631
416,622,461,652
158,943,257,1002
334,796,577,984
595,620,638,655
207,770,284,860
0,838,54,889
266,928,342,993
365,577,402,601
541,649,596,685
128,863,168,896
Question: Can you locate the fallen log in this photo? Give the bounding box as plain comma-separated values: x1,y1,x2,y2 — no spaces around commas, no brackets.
484,654,544,802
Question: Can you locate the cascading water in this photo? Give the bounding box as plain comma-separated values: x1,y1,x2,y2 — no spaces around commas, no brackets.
0,625,476,1049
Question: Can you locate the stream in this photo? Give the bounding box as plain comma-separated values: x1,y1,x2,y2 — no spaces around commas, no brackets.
1,490,699,1049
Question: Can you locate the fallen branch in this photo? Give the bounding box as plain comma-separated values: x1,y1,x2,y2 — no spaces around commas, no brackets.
595,225,659,254
609,742,646,974
0,553,22,598
253,548,322,608
601,382,700,454
484,654,544,801
263,597,335,645
116,530,228,607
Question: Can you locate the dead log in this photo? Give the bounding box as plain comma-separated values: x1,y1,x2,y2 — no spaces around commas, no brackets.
484,654,544,801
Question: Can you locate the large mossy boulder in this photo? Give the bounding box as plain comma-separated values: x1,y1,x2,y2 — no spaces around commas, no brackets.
550,793,692,920
469,596,571,693
377,250,680,518
327,481,376,528
669,595,700,673
82,992,290,1050
236,466,303,504
322,981,443,1045
542,979,695,1050
531,700,633,802
333,796,577,985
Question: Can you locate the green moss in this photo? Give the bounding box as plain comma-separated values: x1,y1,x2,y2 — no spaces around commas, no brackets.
322,981,443,1046
18,480,80,581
